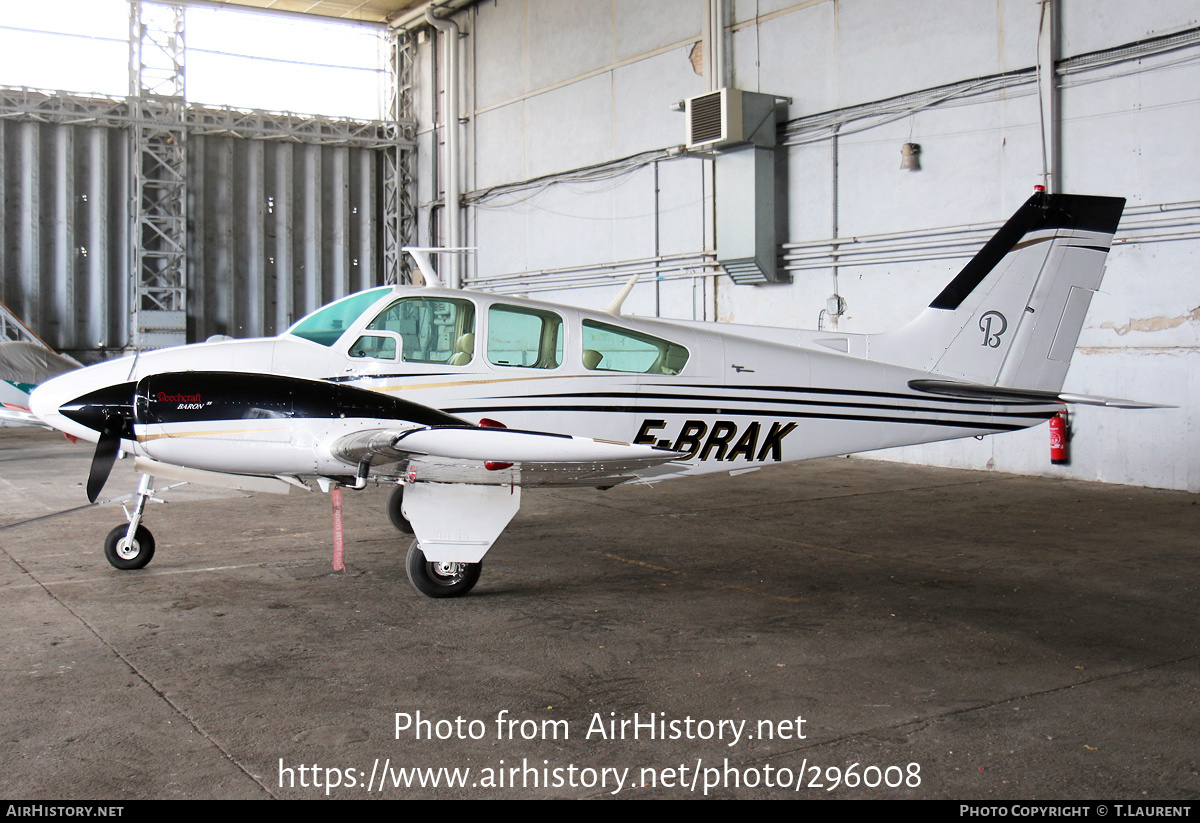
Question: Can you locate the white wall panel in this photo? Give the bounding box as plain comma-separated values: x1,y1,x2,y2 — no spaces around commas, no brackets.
1060,62,1200,203
473,202,529,278
836,0,1001,107
1060,0,1200,56
523,181,615,271
612,49,704,157
1081,243,1200,352
655,159,707,256
475,103,528,190
527,0,613,89
733,0,814,25
524,73,613,178
609,165,657,260
613,0,702,62
786,142,834,242
473,0,528,109
733,1,836,109
998,0,1043,70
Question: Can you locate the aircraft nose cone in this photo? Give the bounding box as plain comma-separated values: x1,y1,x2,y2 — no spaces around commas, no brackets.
28,374,72,425
56,382,137,438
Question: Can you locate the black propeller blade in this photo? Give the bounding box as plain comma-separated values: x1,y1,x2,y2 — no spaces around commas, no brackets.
56,382,137,503
86,420,122,503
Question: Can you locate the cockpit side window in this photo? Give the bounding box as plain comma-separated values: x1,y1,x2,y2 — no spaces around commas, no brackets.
366,297,476,365
287,288,391,347
582,319,689,375
487,305,564,369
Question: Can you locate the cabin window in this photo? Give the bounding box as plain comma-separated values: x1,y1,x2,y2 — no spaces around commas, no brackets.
366,297,476,365
487,305,564,369
287,287,390,347
581,319,689,374
347,333,398,361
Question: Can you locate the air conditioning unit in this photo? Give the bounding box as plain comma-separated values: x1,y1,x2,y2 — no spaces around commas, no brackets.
681,88,786,283
684,88,777,150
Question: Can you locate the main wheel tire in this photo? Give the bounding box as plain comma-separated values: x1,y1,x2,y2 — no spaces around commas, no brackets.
387,485,413,534
104,524,155,570
406,540,480,598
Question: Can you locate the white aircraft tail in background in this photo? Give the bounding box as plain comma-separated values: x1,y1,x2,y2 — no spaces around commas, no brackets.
0,341,80,428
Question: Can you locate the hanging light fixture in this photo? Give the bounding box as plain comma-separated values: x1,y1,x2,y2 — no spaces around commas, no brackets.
900,142,921,171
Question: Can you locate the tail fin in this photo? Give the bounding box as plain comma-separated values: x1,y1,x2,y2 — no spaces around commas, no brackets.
870,192,1125,392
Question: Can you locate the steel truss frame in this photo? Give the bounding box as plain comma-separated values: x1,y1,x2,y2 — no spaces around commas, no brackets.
0,1,416,349
0,87,415,150
383,29,418,285
128,0,187,349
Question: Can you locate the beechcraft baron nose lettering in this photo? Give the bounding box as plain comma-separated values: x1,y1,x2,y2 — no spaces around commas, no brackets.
30,191,1167,597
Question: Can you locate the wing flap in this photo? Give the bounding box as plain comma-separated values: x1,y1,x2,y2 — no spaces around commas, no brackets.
331,425,684,486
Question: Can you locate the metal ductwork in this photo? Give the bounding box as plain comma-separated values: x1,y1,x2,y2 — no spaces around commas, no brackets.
685,89,784,284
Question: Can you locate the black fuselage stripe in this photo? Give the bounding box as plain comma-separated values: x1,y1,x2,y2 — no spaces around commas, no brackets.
504,390,1048,418
440,403,1048,432
673,383,1046,407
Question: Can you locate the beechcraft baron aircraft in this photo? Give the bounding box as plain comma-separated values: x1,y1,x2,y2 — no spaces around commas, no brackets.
29,190,1163,597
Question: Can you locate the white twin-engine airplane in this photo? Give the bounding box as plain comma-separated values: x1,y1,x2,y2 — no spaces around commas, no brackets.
30,190,1160,598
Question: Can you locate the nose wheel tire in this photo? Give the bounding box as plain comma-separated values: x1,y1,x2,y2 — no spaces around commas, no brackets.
406,540,481,598
104,525,155,570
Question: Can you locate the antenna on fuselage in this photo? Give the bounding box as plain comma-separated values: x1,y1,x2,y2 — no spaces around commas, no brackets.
605,274,639,315
402,247,475,289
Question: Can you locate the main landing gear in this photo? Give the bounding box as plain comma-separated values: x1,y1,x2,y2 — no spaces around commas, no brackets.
104,473,157,570
387,485,413,534
405,540,481,598
393,486,479,597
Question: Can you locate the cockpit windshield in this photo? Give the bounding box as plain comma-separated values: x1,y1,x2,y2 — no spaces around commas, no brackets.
287,288,391,347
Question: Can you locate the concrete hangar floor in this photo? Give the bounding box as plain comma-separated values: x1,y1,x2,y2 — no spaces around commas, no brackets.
0,427,1196,800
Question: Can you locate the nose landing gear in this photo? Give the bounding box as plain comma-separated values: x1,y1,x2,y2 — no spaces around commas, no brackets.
103,473,157,570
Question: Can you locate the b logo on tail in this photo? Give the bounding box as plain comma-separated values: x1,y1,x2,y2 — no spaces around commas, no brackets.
979,310,1008,348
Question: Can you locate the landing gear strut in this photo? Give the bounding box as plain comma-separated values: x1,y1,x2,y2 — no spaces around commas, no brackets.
104,473,156,570
405,540,481,598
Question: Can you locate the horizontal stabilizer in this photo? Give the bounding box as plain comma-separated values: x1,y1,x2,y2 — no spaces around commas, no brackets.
909,379,1173,409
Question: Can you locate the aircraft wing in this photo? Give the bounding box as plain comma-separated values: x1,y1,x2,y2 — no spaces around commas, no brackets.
908,379,1174,409
0,401,51,428
332,425,683,487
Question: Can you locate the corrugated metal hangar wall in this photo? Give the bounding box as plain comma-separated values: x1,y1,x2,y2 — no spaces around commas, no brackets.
0,0,414,359
409,0,1200,491
0,118,390,353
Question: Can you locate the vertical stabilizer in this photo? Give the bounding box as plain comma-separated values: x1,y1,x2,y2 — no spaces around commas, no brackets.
869,192,1125,392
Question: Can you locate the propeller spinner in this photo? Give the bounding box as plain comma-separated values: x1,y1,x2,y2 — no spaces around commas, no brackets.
55,382,137,503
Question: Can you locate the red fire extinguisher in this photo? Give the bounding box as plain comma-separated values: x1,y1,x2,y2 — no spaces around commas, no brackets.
1049,410,1069,465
